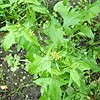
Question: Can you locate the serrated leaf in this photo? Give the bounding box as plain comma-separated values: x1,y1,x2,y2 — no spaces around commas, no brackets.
28,56,51,74
63,10,83,27
27,5,48,14
54,1,70,19
77,61,91,72
34,78,62,100
85,57,99,72
48,78,62,100
50,16,61,27
79,25,94,38
3,32,15,51
44,18,64,45
54,1,70,13
82,1,100,23
87,1,100,17
70,69,80,87
54,1,84,27
35,57,51,73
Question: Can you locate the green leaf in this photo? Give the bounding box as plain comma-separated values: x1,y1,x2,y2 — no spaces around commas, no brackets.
85,57,99,72
0,0,3,4
54,1,70,20
23,42,40,55
9,0,17,4
24,32,40,46
70,69,80,87
66,86,74,95
34,78,62,100
0,4,11,8
82,1,100,23
87,1,100,17
28,61,38,74
63,10,83,28
6,54,20,72
33,5,48,14
3,32,15,51
26,9,36,24
28,56,42,74
27,5,48,14
25,52,34,62
44,18,64,45
79,25,94,38
54,1,83,27
50,16,61,27
34,78,50,86
46,45,53,56
35,56,51,73
17,36,26,51
63,0,69,6
25,0,41,5
78,80,90,95
48,78,62,100
77,61,91,72
28,56,51,74
0,26,7,31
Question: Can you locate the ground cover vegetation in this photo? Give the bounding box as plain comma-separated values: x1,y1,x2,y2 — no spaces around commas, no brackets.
0,0,100,100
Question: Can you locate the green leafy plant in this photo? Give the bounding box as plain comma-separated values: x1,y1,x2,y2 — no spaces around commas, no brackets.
5,54,20,72
0,0,100,100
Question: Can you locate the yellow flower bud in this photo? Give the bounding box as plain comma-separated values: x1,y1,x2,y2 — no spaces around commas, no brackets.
51,52,60,61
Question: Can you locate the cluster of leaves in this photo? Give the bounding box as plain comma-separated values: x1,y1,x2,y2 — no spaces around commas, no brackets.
0,0,100,100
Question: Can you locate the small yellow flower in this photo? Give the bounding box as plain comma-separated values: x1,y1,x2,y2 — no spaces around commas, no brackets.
29,31,35,36
51,52,60,61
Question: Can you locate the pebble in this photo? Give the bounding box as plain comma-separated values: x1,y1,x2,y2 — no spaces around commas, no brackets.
3,73,5,75
0,51,2,53
26,95,28,98
7,69,10,72
23,76,26,79
20,50,23,52
14,83,17,85
20,79,23,82
6,77,9,79
13,74,16,76
27,75,29,77
0,64,2,67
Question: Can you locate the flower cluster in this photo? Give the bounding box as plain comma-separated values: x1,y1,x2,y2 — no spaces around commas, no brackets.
51,52,60,61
